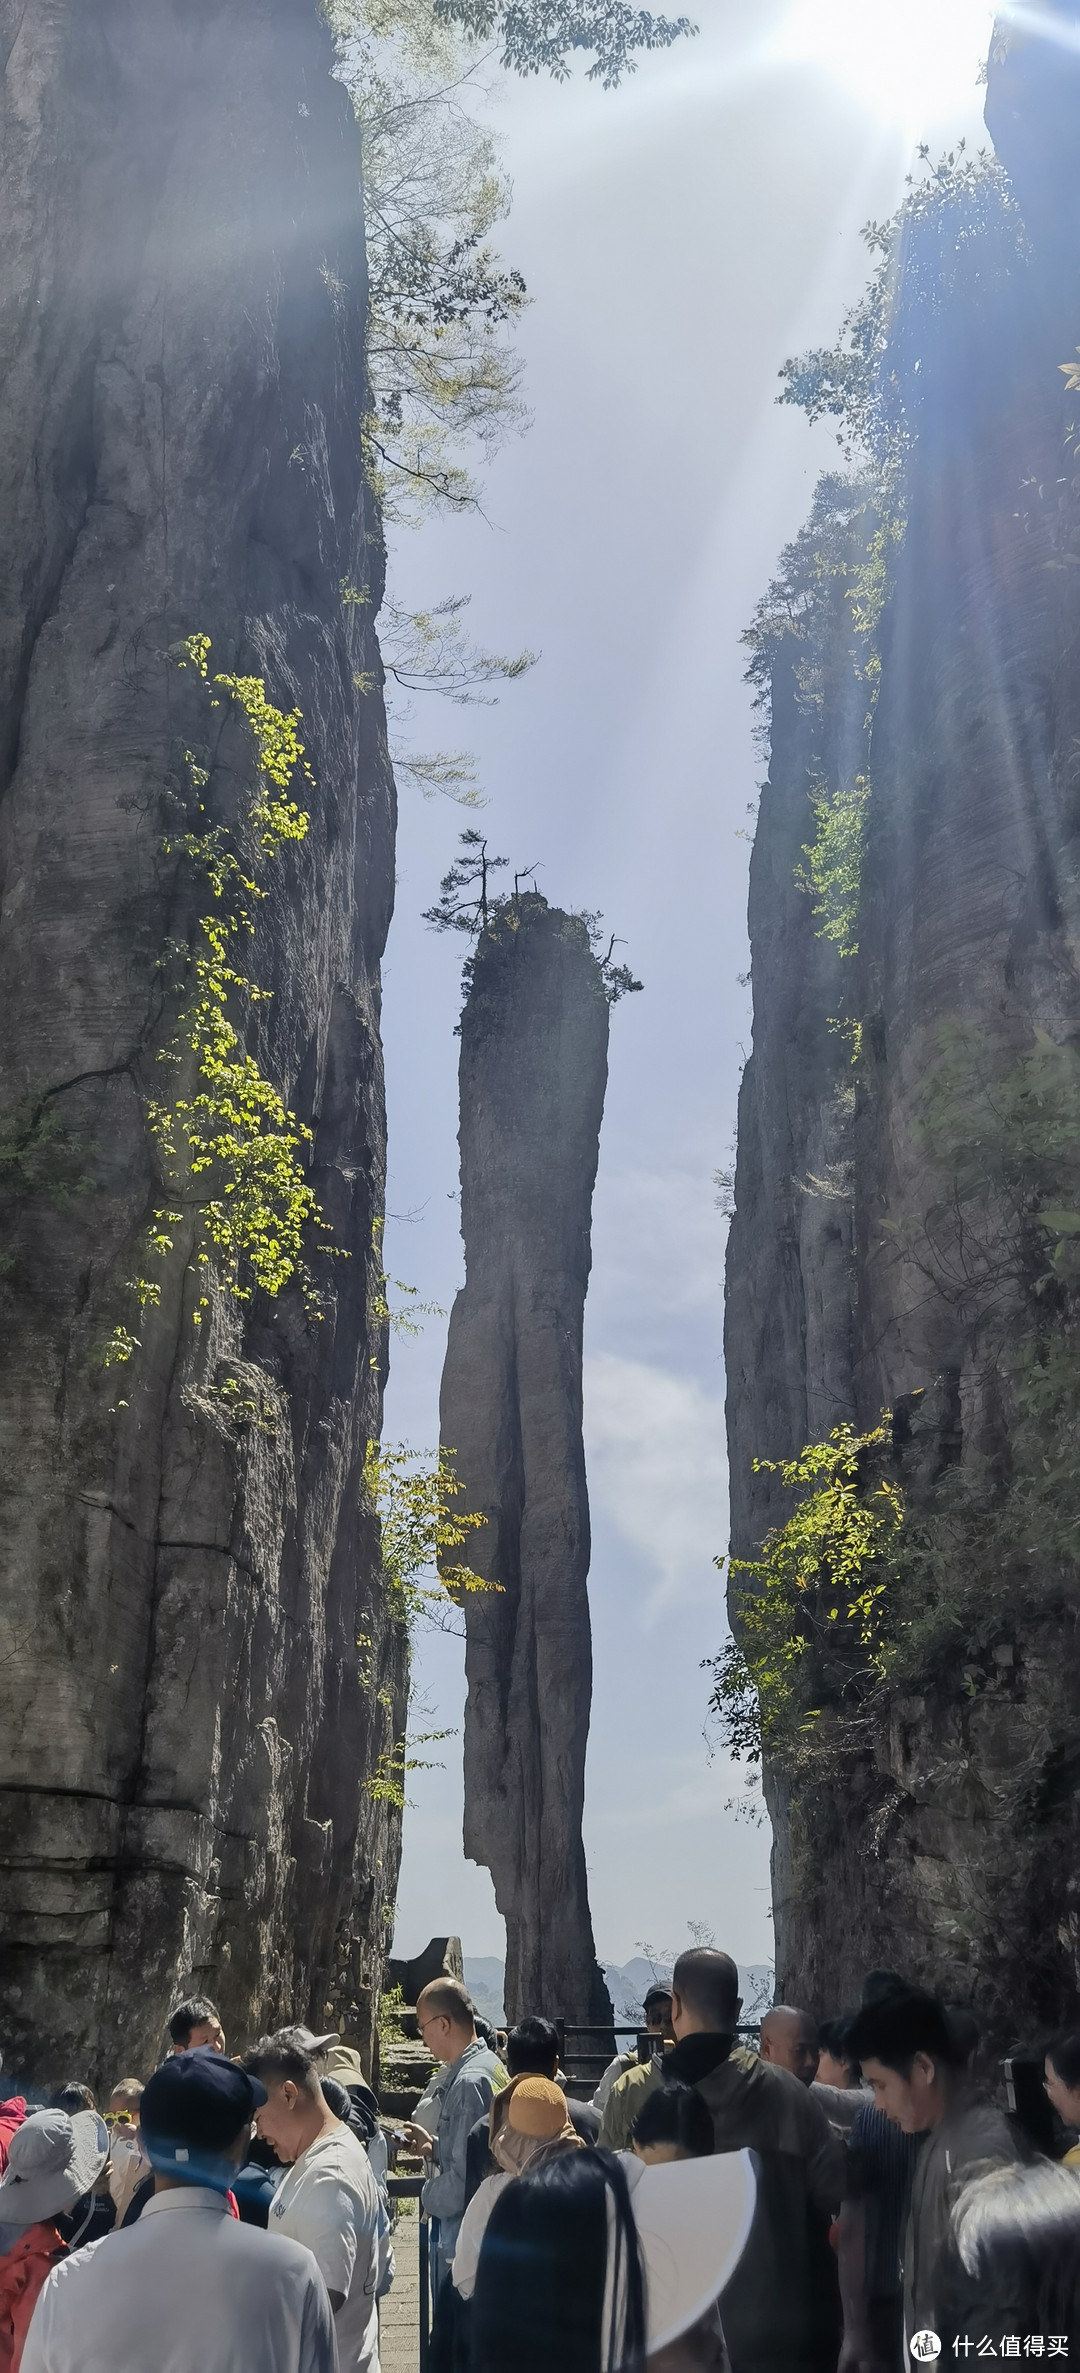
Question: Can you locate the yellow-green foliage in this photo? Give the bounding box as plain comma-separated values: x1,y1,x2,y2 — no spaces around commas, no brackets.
369,1217,445,1343
799,776,870,960
364,1439,492,1629
362,1442,495,1807
378,1981,408,2042
103,637,329,1368
364,1731,454,1810
712,1422,903,1767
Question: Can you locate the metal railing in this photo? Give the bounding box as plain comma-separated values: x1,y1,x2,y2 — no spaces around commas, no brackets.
383,2021,767,2361
555,2018,763,2086
387,2175,430,2370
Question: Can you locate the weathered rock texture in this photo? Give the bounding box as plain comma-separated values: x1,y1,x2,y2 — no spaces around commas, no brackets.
0,0,406,2085
727,5,1080,2032
440,899,613,2028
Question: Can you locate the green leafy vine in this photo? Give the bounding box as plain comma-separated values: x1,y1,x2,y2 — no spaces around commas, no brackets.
798,775,870,960
361,1441,497,1806
363,1439,493,1631
711,1422,904,1770
104,636,331,1369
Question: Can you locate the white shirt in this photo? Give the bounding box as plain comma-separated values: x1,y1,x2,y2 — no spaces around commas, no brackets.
20,2185,336,2373
451,2171,511,2298
270,2125,380,2373
591,2050,635,2113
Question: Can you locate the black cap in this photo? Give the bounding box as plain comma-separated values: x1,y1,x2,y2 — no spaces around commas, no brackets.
140,2048,267,2175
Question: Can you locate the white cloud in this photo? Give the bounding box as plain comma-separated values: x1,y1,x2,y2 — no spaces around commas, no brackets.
590,1165,726,1332
588,1748,762,1835
584,1350,728,1623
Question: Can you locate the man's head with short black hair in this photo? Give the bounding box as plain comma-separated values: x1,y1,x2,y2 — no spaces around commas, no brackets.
50,2082,96,2114
861,1969,911,2006
670,1948,741,2041
168,1996,225,2055
632,2079,714,2163
507,2018,560,2079
845,1988,963,2133
245,2031,328,2166
245,2035,321,2094
817,2018,858,2087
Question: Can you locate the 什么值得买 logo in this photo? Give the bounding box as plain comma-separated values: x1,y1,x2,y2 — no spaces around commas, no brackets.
910,2337,942,2364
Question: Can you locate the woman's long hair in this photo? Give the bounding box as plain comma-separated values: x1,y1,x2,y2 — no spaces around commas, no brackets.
954,2159,1080,2352
471,2146,647,2373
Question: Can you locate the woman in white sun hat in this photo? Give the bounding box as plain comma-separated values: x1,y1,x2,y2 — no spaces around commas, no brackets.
470,2097,755,2373
0,2107,109,2370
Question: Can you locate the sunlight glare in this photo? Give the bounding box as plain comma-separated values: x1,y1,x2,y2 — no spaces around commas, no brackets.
773,0,995,131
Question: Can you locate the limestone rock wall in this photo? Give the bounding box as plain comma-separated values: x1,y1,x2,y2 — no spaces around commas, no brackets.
440,899,613,2028
726,7,1080,2029
0,0,406,2085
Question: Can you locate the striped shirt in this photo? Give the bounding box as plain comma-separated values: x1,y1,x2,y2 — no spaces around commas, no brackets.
845,2102,920,2301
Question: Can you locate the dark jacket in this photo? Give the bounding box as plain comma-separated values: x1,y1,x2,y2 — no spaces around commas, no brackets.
674,2038,845,2373
903,2090,1023,2355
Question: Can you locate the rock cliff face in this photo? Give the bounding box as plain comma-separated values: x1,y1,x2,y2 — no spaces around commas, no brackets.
727,7,1080,2029
0,0,406,2083
440,899,613,2028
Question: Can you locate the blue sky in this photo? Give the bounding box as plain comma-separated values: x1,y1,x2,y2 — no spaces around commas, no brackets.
380,0,993,1970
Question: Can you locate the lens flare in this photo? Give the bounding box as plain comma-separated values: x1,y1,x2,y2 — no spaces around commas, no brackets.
773,0,995,130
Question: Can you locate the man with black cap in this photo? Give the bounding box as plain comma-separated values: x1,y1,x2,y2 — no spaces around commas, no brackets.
591,1984,673,2114
20,2049,336,2373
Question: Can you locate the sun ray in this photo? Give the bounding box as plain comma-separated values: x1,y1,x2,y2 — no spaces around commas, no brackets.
770,0,994,132
997,0,1080,50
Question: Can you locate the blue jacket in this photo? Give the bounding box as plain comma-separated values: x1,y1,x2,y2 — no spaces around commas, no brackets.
421,2043,502,2258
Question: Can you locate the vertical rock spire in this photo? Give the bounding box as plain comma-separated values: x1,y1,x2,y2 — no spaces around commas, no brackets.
440,896,613,2027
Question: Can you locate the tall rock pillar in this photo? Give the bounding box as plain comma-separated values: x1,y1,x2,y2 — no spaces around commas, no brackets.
440,898,613,2026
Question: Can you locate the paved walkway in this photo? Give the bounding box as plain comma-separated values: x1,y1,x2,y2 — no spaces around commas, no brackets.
379,2204,421,2373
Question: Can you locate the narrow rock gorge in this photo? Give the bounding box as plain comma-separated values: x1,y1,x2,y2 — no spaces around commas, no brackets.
440,897,613,2028
726,4,1080,2032
0,0,406,2083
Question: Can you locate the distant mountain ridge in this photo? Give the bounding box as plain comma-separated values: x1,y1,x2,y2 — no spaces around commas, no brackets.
463,1956,774,2030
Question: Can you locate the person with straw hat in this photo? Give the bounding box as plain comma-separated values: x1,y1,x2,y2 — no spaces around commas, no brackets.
0,2107,108,2371
452,2074,583,2301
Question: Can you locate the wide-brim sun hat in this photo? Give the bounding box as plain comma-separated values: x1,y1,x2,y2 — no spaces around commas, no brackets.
323,2044,369,2086
628,2150,757,2352
0,2108,109,2227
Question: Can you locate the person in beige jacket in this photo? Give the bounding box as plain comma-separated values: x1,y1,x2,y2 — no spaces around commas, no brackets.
453,2076,582,2298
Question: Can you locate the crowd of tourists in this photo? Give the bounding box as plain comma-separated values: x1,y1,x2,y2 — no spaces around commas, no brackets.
2,1953,1080,2370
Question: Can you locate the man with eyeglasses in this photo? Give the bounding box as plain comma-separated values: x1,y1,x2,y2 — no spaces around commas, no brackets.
404,1981,502,2303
